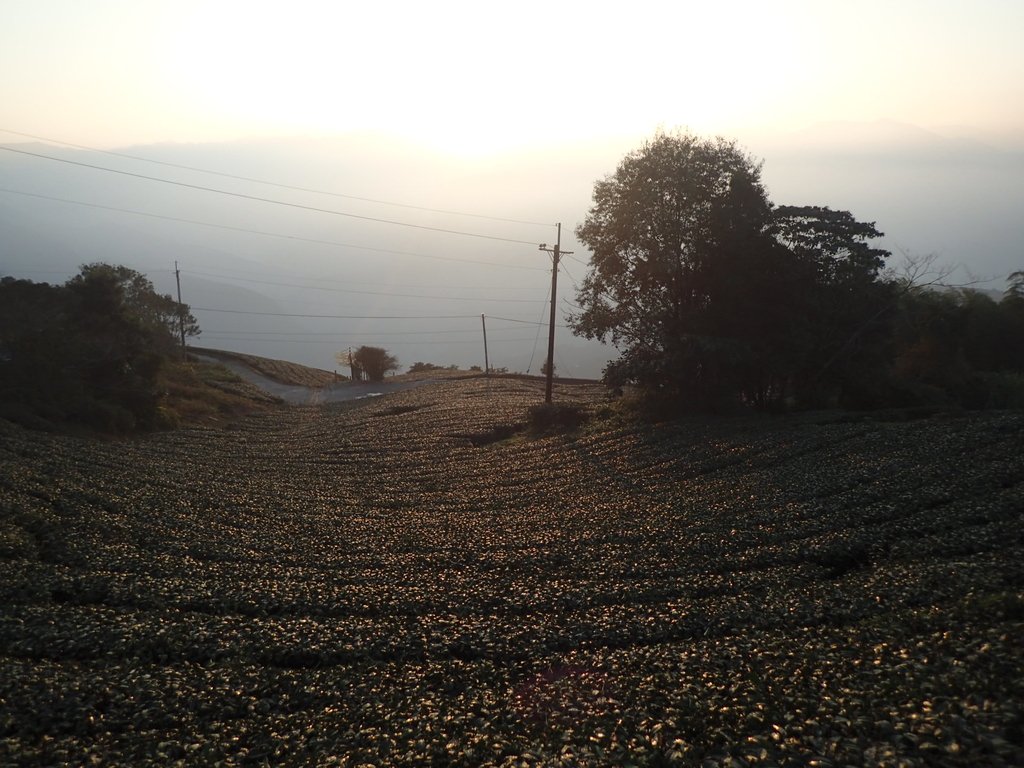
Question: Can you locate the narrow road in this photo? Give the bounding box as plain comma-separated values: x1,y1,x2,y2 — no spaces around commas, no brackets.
192,353,437,405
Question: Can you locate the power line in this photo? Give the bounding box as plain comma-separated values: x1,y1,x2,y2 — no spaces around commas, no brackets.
526,277,552,374
192,307,480,320
0,188,545,272
181,268,547,303
190,306,569,327
201,326,531,337
488,315,569,329
0,127,554,228
0,146,540,246
558,262,586,309
178,264,543,290
199,335,537,346
560,260,582,289
561,253,619,306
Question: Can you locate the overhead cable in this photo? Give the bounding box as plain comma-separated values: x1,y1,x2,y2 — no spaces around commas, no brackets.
0,146,540,246
182,269,547,303
201,327,531,337
199,335,537,346
192,307,480,319
0,188,545,271
0,127,554,227
191,307,568,327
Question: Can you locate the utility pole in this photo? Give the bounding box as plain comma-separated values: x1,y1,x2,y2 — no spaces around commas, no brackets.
174,261,186,352
481,313,490,375
539,223,572,404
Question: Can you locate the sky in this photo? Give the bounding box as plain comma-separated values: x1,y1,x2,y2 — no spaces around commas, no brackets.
2,1,1024,375
4,0,1022,152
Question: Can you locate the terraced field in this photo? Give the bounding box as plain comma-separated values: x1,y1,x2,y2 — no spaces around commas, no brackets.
1,378,1022,766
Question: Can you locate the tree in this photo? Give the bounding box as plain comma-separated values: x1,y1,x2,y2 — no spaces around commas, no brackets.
571,132,891,408
0,264,200,431
572,132,797,405
351,346,399,382
69,263,200,356
1006,270,1024,302
772,206,887,283
768,206,893,403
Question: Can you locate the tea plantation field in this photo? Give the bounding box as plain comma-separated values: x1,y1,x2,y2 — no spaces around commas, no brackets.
1,378,1022,766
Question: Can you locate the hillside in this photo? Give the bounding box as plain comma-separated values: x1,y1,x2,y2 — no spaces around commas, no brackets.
189,347,339,389
0,378,1022,766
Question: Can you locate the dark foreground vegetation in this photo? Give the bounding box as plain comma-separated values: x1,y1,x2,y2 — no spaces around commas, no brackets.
1,377,1022,766
0,265,202,433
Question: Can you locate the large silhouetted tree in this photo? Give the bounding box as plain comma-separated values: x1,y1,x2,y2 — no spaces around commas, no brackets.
571,131,891,408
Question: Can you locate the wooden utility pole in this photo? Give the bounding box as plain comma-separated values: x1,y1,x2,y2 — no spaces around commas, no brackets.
481,313,490,375
174,261,186,351
539,223,572,403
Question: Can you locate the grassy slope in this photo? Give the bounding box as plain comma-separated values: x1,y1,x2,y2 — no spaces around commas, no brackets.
159,358,283,428
0,378,1022,766
188,347,339,388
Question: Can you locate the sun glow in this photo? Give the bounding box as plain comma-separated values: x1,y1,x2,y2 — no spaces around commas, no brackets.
157,1,815,156
3,1,1020,152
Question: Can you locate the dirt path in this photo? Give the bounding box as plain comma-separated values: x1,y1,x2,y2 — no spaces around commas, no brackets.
192,353,437,405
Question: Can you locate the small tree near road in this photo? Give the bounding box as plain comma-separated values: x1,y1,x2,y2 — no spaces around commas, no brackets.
351,346,399,382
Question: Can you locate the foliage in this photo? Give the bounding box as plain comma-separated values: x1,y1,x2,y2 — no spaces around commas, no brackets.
571,132,892,409
350,345,400,382
71,263,199,355
526,401,588,433
338,346,400,382
0,265,199,432
770,206,895,405
876,282,1024,408
572,133,1024,413
407,361,443,373
1006,270,1024,301
158,359,281,427
772,205,888,282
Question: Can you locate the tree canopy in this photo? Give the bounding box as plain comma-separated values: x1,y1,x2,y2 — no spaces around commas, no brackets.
570,132,894,408
0,264,199,431
571,133,1024,411
70,263,200,354
343,346,399,382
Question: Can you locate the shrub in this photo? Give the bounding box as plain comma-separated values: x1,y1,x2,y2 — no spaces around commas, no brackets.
526,403,589,433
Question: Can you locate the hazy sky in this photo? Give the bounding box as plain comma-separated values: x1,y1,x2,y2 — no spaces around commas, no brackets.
3,0,1022,153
